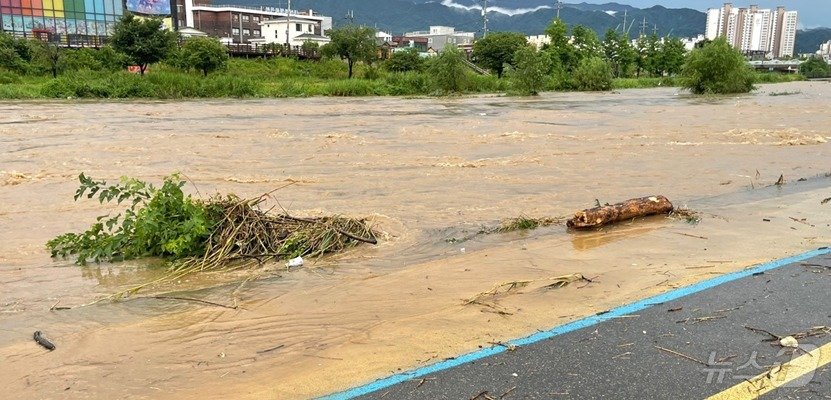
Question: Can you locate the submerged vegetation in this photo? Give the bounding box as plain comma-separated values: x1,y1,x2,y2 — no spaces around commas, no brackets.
48,174,376,295
497,216,561,232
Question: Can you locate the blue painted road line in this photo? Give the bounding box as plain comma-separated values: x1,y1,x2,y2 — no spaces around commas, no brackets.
318,247,831,400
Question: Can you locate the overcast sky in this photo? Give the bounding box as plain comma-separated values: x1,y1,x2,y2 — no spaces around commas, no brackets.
617,1,827,28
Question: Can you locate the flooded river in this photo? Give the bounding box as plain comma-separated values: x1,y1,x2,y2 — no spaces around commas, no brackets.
1,82,831,399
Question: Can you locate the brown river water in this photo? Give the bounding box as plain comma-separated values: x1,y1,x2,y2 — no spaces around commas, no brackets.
1,81,831,399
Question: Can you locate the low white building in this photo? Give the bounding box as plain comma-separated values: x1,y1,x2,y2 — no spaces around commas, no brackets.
376,31,393,43
527,34,550,49
260,16,331,47
403,26,474,52
681,34,706,51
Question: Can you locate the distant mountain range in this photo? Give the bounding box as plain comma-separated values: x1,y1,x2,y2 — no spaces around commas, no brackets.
250,1,831,53
283,0,705,37
796,28,831,54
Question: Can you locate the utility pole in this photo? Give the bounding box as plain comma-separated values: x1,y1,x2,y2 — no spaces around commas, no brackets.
481,0,488,37
285,0,291,49
555,0,562,19
640,17,647,37
622,9,627,34
652,24,658,36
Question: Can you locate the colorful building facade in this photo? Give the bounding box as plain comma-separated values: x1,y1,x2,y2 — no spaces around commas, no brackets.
0,0,172,44
1,0,125,43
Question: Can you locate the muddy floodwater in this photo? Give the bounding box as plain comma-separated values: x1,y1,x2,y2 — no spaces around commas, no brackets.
2,82,831,399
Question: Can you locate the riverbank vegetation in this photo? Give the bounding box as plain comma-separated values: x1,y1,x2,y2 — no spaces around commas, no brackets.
0,15,809,100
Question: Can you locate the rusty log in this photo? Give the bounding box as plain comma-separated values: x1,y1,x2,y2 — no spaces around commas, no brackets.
567,195,674,230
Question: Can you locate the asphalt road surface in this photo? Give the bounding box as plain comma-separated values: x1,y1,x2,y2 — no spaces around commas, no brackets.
323,248,831,400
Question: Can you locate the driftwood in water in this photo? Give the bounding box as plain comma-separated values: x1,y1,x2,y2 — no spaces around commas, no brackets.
567,195,674,230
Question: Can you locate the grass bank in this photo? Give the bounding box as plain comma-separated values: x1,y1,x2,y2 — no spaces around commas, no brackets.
0,58,807,100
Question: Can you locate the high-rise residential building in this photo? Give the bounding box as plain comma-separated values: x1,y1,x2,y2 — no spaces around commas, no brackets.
705,3,798,59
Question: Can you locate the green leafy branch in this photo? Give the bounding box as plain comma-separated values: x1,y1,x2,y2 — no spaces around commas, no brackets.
48,173,216,265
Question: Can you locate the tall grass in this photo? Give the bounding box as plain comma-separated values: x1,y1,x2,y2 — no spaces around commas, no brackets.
612,77,680,89
37,70,260,99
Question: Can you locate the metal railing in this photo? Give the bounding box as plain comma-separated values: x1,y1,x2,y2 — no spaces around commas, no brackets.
462,59,490,75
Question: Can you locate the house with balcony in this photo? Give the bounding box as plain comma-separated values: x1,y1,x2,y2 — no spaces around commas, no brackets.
173,0,331,45
259,16,330,48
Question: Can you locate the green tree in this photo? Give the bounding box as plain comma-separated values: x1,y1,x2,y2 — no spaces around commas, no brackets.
110,14,177,76
571,25,602,61
510,45,553,95
645,34,662,76
96,46,128,71
602,29,635,78
681,37,755,94
180,37,229,76
63,48,102,72
321,25,377,79
573,56,613,91
32,40,63,78
800,56,831,78
659,37,686,76
472,31,527,78
385,47,426,72
0,33,31,74
429,45,467,93
544,18,578,72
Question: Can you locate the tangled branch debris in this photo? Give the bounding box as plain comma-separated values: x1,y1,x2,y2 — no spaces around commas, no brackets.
171,194,376,274
48,174,377,299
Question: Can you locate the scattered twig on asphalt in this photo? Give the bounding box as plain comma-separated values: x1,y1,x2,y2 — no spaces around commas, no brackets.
415,378,435,388
677,315,727,324
654,345,710,367
471,390,495,400
499,386,516,399
744,325,781,341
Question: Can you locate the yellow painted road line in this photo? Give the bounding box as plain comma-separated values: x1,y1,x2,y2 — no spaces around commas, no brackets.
707,341,831,400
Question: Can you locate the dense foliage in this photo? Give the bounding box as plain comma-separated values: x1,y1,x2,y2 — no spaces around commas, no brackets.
110,15,177,76
800,56,831,78
48,174,217,265
179,37,229,76
429,45,468,93
573,57,613,91
472,32,528,78
385,48,426,73
321,25,378,79
681,37,756,94
510,45,552,95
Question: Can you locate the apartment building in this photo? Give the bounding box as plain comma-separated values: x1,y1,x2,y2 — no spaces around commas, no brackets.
705,3,797,59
